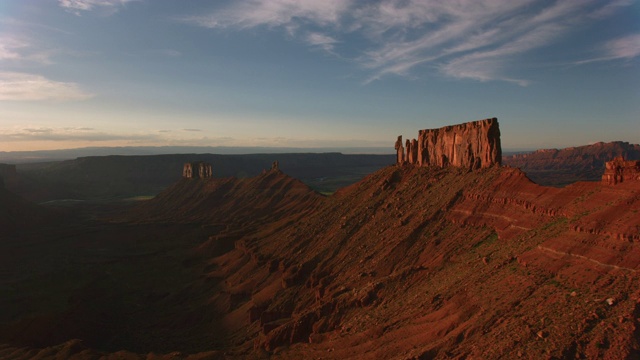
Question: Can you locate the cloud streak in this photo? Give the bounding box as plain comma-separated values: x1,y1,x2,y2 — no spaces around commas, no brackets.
306,32,339,54
573,33,640,65
607,33,640,59
0,127,160,142
0,72,93,101
0,127,242,149
183,0,348,29
58,0,139,16
184,0,633,85
0,34,56,65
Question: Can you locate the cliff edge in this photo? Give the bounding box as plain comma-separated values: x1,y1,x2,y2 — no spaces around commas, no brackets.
396,117,501,170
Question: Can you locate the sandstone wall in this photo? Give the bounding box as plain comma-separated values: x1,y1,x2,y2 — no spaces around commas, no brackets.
396,118,501,170
601,156,640,185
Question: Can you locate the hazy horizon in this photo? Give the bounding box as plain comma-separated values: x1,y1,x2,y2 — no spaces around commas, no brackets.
1,1,639,152
3,140,637,164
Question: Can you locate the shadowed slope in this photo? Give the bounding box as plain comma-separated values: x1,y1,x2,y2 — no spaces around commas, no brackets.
1,164,639,359
130,169,324,224
0,183,54,237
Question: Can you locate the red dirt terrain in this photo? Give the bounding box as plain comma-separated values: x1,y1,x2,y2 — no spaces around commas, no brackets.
1,162,639,359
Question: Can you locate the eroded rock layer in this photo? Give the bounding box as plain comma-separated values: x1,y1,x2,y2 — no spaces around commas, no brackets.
397,118,501,170
602,156,640,185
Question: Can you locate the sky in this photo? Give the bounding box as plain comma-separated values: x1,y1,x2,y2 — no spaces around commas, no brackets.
0,0,639,152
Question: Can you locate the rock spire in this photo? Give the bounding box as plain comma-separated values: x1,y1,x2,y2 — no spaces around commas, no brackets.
183,162,213,179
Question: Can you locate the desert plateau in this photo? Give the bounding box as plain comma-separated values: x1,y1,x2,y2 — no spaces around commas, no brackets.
2,1,639,359
1,118,640,359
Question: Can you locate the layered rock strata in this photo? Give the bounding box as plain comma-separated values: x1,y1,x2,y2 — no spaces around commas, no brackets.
183,162,213,179
602,156,640,185
396,118,501,170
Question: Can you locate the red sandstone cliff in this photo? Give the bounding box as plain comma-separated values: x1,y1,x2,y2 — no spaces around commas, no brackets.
397,118,501,170
602,156,640,185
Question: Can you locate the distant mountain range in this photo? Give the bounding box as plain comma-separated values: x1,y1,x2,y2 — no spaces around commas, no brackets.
7,153,395,202
0,146,395,163
503,141,640,186
3,141,638,203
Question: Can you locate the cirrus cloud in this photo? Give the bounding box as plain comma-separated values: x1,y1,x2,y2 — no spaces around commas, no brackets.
0,72,93,101
573,33,640,65
0,127,163,147
0,34,57,65
184,0,634,85
58,0,139,16
605,33,640,60
183,0,348,29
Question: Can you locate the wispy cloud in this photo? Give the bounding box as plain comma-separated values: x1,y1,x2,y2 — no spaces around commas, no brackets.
182,128,202,132
0,34,56,65
0,36,28,61
574,33,640,65
0,127,240,148
608,34,640,59
0,72,93,101
183,0,633,85
58,0,139,16
306,32,339,54
0,127,160,142
183,0,348,29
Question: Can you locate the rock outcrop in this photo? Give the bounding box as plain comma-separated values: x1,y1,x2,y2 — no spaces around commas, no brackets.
395,136,404,164
396,118,501,170
602,156,640,185
183,162,213,179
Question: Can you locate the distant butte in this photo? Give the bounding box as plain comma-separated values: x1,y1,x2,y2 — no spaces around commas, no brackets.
602,156,640,185
396,117,501,170
182,161,213,179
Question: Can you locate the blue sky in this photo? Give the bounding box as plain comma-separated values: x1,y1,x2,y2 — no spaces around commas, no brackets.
0,0,638,152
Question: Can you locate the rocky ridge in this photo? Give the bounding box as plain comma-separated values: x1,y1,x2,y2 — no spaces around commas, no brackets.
201,165,640,359
503,141,640,186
